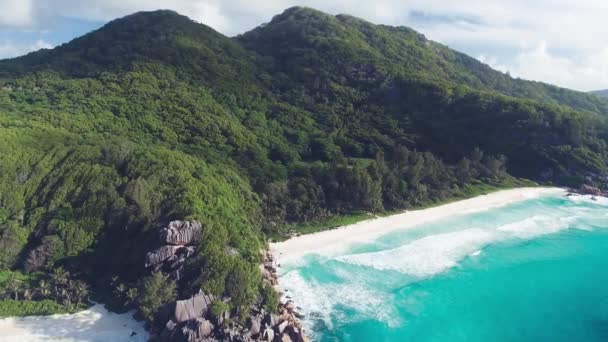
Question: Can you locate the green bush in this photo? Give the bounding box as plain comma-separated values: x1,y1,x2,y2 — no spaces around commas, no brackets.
0,299,86,317
138,272,176,323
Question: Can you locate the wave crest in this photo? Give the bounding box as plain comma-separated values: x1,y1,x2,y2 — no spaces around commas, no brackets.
336,215,575,277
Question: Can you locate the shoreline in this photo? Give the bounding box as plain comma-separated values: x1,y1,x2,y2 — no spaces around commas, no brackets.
271,187,566,265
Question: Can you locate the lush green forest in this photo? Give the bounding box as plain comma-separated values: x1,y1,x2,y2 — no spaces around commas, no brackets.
591,89,608,98
0,6,607,337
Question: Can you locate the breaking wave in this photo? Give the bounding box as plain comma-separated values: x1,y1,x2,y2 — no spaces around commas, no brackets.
335,215,575,277
279,270,400,333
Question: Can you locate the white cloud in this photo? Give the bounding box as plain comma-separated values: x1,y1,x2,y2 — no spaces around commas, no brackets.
0,39,52,59
496,42,608,91
0,0,34,27
0,0,607,90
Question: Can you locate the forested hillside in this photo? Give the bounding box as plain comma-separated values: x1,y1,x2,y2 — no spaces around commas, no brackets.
591,89,608,98
0,6,607,340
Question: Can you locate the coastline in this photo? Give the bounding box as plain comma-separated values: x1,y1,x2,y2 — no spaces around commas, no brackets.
0,187,566,342
0,304,147,342
271,187,566,265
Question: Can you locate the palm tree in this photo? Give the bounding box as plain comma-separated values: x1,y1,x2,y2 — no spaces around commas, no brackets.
38,279,51,299
114,283,127,297
58,287,70,306
66,280,77,303
125,287,139,307
50,267,69,298
72,280,89,305
5,274,22,301
22,288,33,301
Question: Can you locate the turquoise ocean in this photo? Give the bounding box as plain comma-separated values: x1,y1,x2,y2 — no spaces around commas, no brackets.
279,193,608,341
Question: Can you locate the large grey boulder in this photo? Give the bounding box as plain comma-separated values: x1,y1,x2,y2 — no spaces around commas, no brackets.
145,246,196,268
263,327,274,342
174,292,215,323
196,318,214,338
165,320,177,331
263,313,280,328
145,246,181,268
173,318,214,342
248,316,261,336
161,220,203,246
277,320,289,334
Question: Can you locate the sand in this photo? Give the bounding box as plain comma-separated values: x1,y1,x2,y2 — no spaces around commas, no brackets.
0,304,148,342
271,187,566,265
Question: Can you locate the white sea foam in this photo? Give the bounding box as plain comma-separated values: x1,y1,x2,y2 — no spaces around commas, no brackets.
272,188,566,265
336,214,576,277
280,270,400,332
567,194,608,206
336,229,497,277
496,215,575,238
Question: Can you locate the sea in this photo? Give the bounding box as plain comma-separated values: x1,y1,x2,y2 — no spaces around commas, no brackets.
279,193,608,341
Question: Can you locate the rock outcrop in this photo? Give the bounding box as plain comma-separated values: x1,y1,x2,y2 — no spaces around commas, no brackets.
145,245,196,268
161,316,214,342
145,220,202,280
568,184,607,197
257,250,309,342
147,221,308,341
161,220,203,246
261,250,279,286
174,292,215,323
580,184,605,196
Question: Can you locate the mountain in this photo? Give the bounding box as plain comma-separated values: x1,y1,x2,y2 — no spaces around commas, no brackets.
591,89,608,97
0,7,607,340
239,7,608,115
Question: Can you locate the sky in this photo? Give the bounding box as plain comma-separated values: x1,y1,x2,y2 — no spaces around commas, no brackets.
0,0,606,92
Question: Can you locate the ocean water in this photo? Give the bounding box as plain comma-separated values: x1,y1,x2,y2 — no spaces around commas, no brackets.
279,194,608,341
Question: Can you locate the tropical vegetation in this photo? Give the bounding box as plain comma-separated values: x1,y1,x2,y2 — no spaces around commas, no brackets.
0,6,606,333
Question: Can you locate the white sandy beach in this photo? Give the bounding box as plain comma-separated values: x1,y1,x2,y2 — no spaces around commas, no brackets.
271,187,566,265
0,304,148,342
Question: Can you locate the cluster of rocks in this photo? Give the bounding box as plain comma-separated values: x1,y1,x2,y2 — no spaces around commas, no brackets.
145,220,202,280
147,221,309,342
160,291,217,341
246,305,307,342
155,251,308,342
249,251,308,342
261,250,279,286
568,184,607,198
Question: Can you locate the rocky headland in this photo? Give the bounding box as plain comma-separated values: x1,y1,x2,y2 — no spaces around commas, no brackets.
146,220,308,342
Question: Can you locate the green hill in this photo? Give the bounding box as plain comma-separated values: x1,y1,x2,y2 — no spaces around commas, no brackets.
0,7,606,338
590,89,608,98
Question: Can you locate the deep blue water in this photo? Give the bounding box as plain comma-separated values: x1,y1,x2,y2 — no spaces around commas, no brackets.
280,194,608,341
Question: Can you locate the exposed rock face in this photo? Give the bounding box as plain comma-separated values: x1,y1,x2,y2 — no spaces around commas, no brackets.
161,317,214,342
162,220,203,246
182,318,214,341
263,327,274,342
150,237,309,342
145,221,203,281
568,184,607,197
261,251,279,286
248,316,261,337
159,291,218,341
145,245,196,268
580,184,605,196
175,292,215,323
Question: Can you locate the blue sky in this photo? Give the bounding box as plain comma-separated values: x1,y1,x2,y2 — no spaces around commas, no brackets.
0,0,606,91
